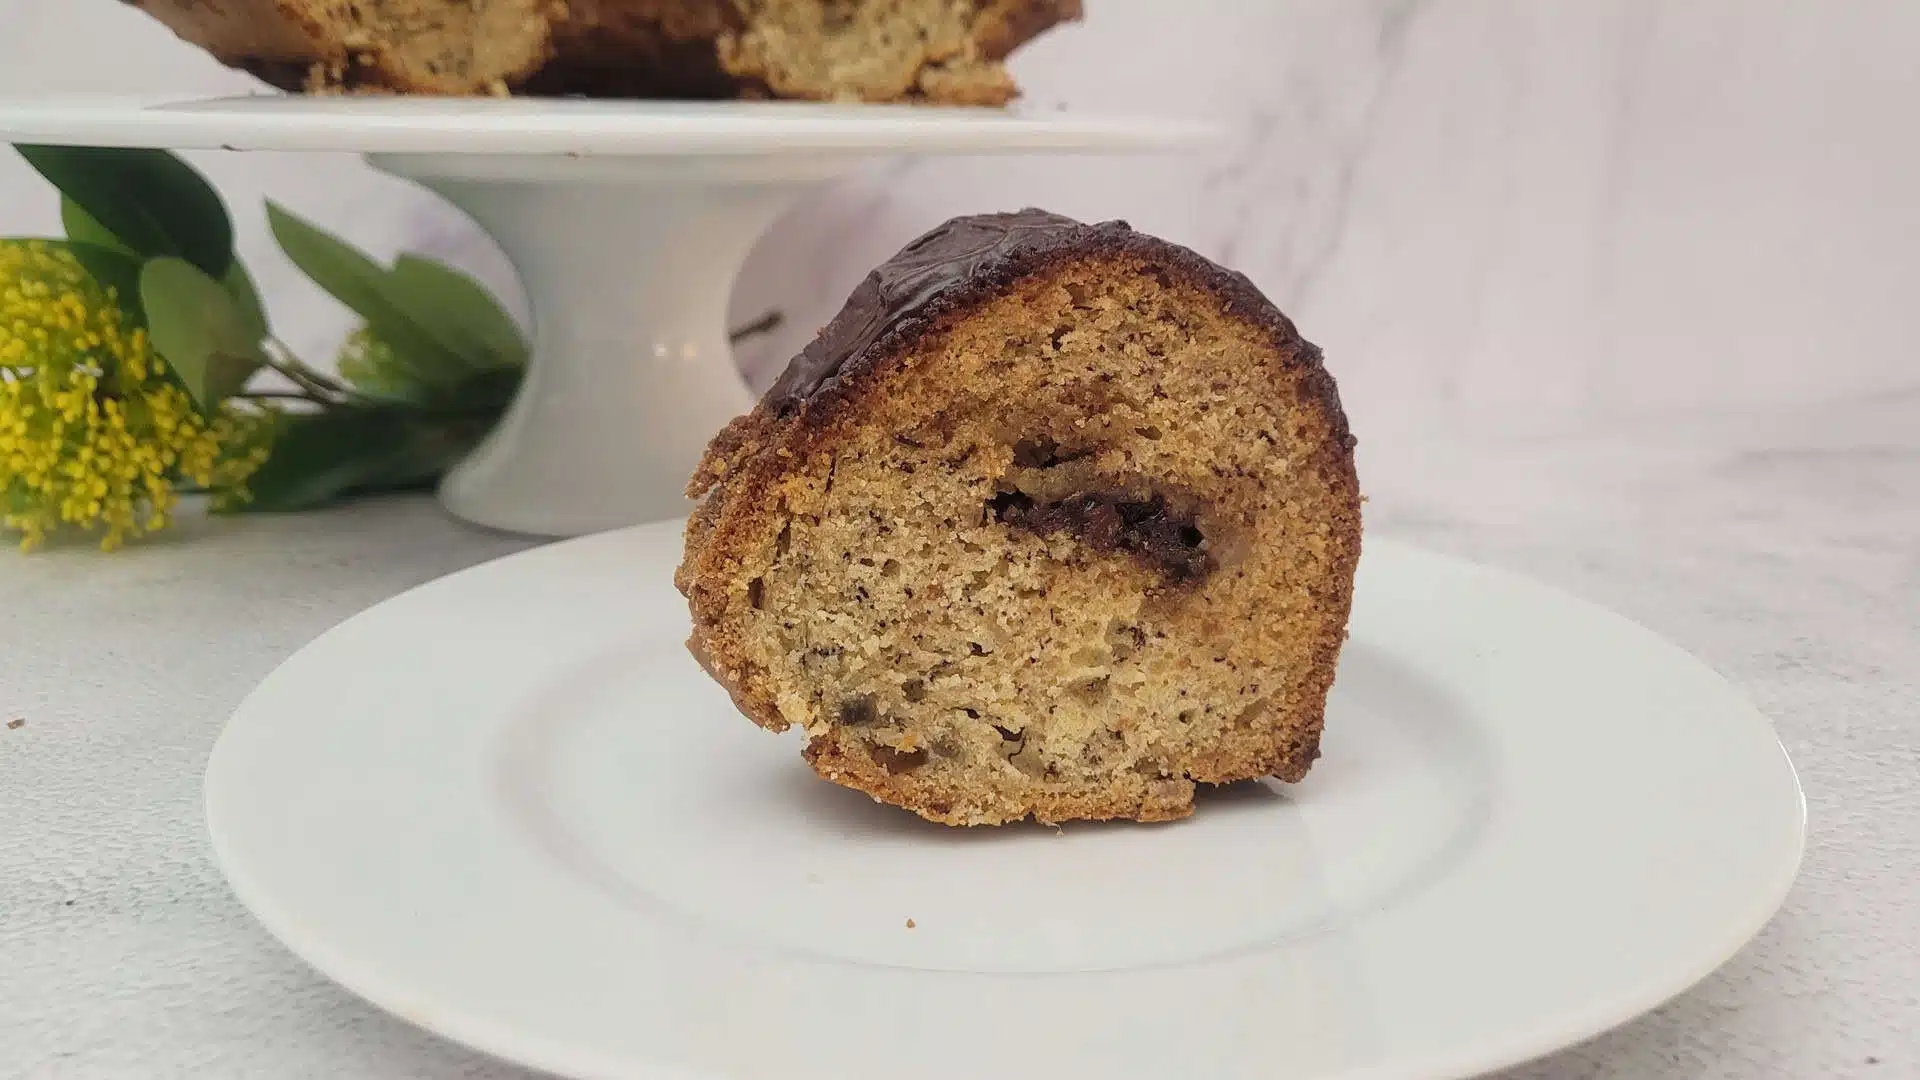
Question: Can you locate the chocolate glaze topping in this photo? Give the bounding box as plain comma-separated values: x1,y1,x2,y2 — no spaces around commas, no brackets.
761,209,1355,454
768,209,1093,410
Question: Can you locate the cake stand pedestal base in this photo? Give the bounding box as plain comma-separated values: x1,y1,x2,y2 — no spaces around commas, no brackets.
372,153,852,537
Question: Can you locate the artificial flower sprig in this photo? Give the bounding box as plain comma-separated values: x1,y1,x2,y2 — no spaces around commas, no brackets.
0,145,777,551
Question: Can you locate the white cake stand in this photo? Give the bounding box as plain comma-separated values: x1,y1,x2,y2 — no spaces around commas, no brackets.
0,96,1206,535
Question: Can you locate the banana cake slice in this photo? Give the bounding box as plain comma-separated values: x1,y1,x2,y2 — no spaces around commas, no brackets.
126,0,1080,104
677,209,1362,826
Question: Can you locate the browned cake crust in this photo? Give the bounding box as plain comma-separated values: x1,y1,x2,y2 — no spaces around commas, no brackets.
678,210,1363,826
127,0,1081,104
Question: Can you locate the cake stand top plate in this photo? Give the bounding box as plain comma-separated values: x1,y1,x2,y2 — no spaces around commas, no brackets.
0,95,1212,156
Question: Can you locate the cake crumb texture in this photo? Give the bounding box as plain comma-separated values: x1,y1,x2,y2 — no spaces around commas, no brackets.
678,211,1363,826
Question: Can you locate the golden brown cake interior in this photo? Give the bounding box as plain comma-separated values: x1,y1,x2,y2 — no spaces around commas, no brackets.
679,223,1361,826
722,0,1079,105
136,0,560,93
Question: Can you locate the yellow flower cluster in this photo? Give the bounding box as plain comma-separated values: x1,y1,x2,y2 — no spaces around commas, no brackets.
0,240,274,551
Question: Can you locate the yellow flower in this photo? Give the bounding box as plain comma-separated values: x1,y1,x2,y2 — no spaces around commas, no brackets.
0,241,274,551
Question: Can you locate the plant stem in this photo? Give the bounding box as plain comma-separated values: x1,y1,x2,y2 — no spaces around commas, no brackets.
236,390,326,404
262,339,348,395
261,358,338,400
259,339,386,407
729,309,785,344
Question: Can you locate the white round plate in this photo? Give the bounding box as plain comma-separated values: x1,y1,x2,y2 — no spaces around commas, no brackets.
206,522,1804,1080
0,95,1209,156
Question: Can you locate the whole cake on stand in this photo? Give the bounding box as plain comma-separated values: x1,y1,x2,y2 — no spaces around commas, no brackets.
129,0,1082,105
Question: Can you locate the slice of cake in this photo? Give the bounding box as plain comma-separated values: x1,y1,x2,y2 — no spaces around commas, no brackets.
127,0,1081,104
677,210,1363,826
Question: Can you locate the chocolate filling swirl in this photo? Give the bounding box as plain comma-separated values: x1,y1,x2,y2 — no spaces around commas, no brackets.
988,489,1210,583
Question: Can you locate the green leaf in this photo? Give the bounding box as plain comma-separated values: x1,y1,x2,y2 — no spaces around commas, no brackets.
437,365,524,414
388,255,528,369
140,257,265,411
60,196,134,255
239,407,480,512
62,196,246,348
264,199,387,304
60,241,146,324
33,240,196,402
265,201,469,387
223,260,270,341
17,146,233,278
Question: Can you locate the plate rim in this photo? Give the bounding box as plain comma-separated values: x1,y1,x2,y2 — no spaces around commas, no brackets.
204,523,1806,1080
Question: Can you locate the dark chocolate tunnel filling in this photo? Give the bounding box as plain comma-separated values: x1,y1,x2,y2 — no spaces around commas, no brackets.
987,488,1210,582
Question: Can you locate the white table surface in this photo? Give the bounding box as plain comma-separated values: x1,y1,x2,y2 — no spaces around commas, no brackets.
2,395,1914,1080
